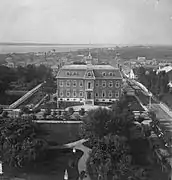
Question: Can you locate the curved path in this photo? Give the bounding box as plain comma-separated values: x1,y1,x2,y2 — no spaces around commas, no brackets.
75,143,91,180
64,139,91,180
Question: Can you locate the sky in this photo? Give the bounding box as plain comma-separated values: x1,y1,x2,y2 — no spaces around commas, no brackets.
0,0,172,45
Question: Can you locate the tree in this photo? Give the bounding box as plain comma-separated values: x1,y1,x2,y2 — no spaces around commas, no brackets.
82,95,151,179
68,107,74,115
21,106,30,114
44,108,51,117
81,107,112,144
0,117,48,168
62,111,71,121
87,134,134,180
0,107,3,114
2,111,8,118
52,110,57,118
79,108,85,116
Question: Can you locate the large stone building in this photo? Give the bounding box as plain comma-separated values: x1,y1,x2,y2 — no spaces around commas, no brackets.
56,64,123,106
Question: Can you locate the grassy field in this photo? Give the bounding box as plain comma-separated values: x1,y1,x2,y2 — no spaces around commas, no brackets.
38,123,81,145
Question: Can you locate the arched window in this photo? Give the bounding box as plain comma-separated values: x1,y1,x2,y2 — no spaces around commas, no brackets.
66,80,70,87
115,91,119,98
88,82,92,89
102,91,106,98
109,72,113,76
66,91,70,97
66,71,70,76
79,80,83,87
102,81,106,88
108,91,112,98
73,80,77,87
79,91,83,97
115,81,120,88
60,91,63,97
102,72,106,76
87,72,92,76
109,81,113,88
95,92,99,97
73,90,77,97
95,81,99,87
59,80,63,87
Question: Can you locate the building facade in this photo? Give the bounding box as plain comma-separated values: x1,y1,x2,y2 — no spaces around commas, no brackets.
56,64,123,106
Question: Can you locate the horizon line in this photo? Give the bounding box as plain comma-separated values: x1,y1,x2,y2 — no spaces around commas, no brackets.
0,42,171,46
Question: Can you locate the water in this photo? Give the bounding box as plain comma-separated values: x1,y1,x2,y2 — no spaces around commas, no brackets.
0,44,112,54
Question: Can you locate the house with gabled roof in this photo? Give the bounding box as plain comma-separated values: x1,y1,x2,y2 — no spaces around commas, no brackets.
56,64,123,106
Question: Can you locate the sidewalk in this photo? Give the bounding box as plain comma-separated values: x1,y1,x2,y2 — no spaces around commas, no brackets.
54,139,92,180
64,139,91,180
75,144,91,180
159,103,172,118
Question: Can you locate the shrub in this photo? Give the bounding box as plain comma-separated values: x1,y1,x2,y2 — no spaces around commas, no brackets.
68,107,74,115
79,108,85,116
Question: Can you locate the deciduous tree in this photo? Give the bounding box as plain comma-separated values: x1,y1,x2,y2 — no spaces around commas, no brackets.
0,117,48,168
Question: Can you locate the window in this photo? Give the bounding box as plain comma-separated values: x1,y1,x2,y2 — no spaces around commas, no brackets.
102,72,106,76
66,91,70,97
102,91,106,98
95,92,99,97
109,72,113,76
66,80,70,87
109,81,113,88
95,81,99,87
73,80,77,87
108,91,112,98
73,90,77,97
79,80,83,87
102,81,106,88
73,71,77,75
66,71,70,76
87,72,92,76
115,91,119,98
87,82,92,89
79,91,83,97
60,91,63,97
115,81,120,88
59,80,63,87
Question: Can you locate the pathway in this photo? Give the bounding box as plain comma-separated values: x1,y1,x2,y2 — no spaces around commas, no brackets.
63,139,91,180
75,144,91,180
50,139,91,180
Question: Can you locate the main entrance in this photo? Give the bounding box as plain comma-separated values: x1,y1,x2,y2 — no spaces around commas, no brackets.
85,91,94,105
87,92,92,99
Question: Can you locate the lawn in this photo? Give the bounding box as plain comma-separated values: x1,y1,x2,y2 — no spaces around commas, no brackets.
2,148,83,180
38,122,82,145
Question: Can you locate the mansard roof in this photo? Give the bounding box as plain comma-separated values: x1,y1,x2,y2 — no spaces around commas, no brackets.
57,64,122,79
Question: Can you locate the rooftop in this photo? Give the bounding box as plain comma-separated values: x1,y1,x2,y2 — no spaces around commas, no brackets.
157,66,172,73
61,64,116,70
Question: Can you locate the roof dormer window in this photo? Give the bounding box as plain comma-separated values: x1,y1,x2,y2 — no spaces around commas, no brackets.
102,72,106,76
73,71,77,75
87,72,92,76
109,72,113,76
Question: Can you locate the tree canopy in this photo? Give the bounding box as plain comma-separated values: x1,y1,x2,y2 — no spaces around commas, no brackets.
81,95,152,180
135,67,169,96
0,117,48,168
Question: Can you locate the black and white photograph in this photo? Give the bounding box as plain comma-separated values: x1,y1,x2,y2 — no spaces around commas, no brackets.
0,0,172,179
